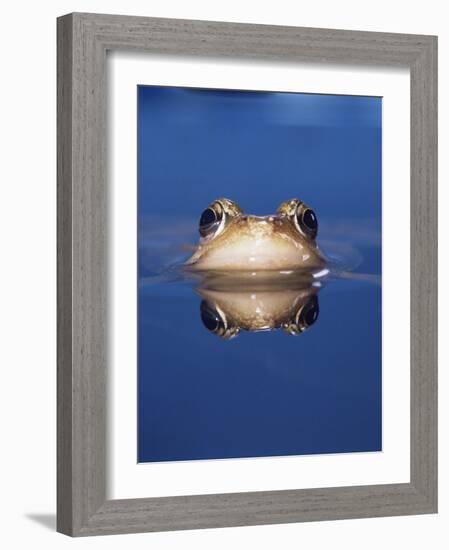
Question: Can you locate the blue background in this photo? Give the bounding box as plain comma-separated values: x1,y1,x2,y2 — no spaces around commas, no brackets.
138,86,382,462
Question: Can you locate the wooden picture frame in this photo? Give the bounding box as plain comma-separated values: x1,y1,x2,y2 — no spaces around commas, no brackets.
57,12,437,536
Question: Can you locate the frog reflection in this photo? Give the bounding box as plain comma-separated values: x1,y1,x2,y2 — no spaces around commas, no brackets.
186,198,325,272
198,285,320,340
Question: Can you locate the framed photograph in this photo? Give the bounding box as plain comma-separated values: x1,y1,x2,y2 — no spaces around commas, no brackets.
57,13,437,536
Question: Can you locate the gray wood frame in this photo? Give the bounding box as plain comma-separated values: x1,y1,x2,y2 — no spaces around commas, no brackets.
57,12,438,536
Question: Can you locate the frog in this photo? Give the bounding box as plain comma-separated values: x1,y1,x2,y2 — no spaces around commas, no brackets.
185,198,326,272
198,285,320,339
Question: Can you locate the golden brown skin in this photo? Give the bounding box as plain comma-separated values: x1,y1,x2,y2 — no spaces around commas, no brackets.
186,198,325,272
198,285,320,339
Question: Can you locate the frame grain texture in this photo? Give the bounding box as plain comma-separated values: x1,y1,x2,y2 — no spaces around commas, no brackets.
57,12,437,536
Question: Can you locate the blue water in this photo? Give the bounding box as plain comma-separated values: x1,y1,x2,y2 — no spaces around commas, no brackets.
138,86,382,463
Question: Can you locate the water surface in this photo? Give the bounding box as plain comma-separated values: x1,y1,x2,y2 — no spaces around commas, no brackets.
137,86,382,463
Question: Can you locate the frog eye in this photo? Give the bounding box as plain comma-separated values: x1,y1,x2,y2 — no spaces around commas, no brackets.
199,207,222,237
283,295,319,335
295,204,318,239
299,295,319,327
276,198,318,239
200,300,240,340
198,198,243,239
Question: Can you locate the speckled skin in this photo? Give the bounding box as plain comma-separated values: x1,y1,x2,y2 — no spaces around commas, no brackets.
186,198,325,272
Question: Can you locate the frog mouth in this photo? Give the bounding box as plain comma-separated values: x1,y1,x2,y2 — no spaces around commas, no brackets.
187,231,325,272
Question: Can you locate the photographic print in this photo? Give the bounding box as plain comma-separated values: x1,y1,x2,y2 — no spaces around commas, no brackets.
138,85,382,463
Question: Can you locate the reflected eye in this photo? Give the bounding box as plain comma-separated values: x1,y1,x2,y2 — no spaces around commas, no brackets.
200,300,239,340
200,300,223,332
296,206,318,239
199,207,222,237
298,295,319,329
283,295,319,335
